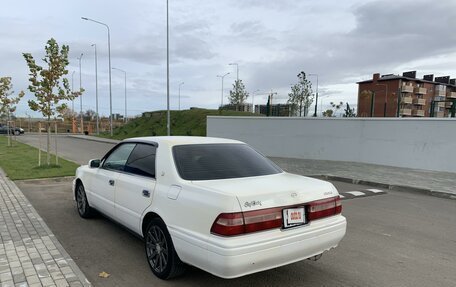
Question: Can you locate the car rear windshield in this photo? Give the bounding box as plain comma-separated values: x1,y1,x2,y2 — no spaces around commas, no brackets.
172,144,282,181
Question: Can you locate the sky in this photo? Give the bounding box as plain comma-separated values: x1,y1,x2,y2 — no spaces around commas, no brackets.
2,0,456,117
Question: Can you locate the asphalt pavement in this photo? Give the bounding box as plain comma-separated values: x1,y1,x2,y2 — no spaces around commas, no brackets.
16,178,456,287
11,134,456,286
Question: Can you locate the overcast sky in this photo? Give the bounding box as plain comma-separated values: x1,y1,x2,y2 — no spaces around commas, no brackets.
2,0,456,117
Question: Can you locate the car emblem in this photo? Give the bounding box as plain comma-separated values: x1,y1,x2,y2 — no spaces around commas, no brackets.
291,192,297,198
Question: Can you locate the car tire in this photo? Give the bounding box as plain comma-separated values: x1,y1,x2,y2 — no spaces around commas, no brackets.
14,130,20,136
145,219,185,279
75,183,94,218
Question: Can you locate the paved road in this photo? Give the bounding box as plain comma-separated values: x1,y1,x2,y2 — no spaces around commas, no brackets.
14,135,456,286
16,135,115,165
16,178,456,287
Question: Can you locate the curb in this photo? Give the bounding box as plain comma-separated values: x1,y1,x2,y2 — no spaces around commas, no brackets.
311,175,456,200
68,135,120,145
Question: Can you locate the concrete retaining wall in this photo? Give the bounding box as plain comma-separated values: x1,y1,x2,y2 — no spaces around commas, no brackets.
207,117,456,173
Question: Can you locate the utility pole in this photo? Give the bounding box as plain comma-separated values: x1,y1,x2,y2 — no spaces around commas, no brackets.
166,0,170,136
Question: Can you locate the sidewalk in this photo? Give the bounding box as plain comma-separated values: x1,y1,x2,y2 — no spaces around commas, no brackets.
0,169,90,287
271,157,456,198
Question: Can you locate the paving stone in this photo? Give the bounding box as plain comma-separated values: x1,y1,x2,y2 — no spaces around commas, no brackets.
0,170,91,287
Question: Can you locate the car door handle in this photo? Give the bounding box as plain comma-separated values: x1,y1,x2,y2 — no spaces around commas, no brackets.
109,179,115,186
142,190,150,198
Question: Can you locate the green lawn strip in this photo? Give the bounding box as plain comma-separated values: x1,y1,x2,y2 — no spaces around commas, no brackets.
0,136,79,180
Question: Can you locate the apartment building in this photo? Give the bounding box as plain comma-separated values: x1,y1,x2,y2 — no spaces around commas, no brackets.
357,71,456,117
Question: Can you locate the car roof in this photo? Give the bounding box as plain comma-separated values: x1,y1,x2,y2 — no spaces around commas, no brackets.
122,136,244,146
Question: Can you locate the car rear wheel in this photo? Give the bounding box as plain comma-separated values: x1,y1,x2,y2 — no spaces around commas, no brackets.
145,219,185,279
76,183,94,218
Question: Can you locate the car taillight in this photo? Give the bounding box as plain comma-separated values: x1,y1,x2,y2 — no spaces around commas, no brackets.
211,208,282,236
308,196,342,221
211,196,342,236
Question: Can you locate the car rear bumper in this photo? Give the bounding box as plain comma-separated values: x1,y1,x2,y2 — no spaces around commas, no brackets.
204,215,346,278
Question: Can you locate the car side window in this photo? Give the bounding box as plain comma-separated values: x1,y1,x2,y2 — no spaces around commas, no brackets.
103,143,136,171
124,144,157,178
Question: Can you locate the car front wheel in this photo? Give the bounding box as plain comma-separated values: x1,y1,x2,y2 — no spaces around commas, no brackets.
76,183,93,218
14,130,20,136
145,219,185,279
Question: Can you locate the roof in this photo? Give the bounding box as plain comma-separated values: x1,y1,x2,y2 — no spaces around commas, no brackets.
123,136,244,146
357,75,456,88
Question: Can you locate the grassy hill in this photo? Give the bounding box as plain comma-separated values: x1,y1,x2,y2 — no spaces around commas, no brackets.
101,108,259,140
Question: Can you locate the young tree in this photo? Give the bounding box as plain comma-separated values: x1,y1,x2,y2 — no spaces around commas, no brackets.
0,77,24,146
228,80,249,108
287,71,313,117
343,103,356,117
323,101,344,117
23,38,82,165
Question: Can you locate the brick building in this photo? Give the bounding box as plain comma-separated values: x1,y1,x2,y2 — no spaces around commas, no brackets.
357,71,456,117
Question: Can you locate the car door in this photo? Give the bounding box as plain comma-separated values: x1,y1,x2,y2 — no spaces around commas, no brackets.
115,143,157,234
88,143,136,219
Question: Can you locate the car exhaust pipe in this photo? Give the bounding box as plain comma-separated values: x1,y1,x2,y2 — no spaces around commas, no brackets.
307,253,323,261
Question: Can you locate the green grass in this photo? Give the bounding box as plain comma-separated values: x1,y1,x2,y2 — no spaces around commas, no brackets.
99,108,260,140
0,136,79,180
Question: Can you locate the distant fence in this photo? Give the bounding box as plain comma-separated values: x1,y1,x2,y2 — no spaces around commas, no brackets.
207,116,456,173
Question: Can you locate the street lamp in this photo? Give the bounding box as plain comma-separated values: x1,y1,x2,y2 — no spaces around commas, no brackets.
112,67,127,122
77,53,84,133
229,63,239,81
166,0,170,136
252,89,260,113
178,82,184,111
91,44,99,134
71,71,75,114
81,17,113,136
217,72,230,107
309,73,318,117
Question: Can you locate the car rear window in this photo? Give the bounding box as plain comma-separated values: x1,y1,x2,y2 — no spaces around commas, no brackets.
172,144,282,181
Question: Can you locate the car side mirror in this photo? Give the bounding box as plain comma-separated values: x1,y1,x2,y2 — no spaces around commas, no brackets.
89,159,101,168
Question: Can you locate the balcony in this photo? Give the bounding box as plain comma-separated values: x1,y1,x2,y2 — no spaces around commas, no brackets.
435,89,446,96
414,87,427,94
401,96,413,104
445,102,453,108
434,111,445,118
412,110,425,117
402,85,414,93
413,98,426,105
437,102,446,108
447,91,456,99
400,108,412,116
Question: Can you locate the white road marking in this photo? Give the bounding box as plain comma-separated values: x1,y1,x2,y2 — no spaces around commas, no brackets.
346,191,366,196
366,189,385,193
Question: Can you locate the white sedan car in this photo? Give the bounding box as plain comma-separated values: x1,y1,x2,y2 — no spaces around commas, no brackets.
73,136,346,279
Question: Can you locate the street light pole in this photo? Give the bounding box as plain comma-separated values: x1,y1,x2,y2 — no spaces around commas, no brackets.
217,72,230,107
229,63,239,81
77,53,84,134
81,17,113,136
166,0,171,136
71,71,75,114
91,44,99,134
178,82,184,111
112,68,127,122
309,73,319,117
